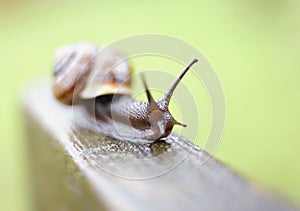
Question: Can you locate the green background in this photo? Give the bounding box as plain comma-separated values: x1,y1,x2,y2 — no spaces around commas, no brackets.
1,0,300,210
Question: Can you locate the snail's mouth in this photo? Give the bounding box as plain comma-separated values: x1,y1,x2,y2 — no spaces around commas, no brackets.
140,121,171,141
159,129,172,139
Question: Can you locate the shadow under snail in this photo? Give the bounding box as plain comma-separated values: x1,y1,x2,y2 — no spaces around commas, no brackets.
53,42,198,143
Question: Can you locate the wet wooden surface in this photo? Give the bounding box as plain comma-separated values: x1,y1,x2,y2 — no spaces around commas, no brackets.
22,81,298,211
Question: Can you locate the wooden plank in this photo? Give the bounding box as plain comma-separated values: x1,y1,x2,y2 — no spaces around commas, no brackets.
22,80,298,211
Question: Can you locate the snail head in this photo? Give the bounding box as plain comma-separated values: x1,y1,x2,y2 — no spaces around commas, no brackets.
137,58,198,140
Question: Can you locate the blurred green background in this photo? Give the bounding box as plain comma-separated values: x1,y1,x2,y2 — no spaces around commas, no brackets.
1,0,300,210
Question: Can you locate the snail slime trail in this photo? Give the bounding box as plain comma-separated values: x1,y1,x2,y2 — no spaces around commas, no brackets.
52,42,198,143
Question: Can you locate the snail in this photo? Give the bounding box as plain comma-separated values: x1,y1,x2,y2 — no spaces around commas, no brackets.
53,42,198,143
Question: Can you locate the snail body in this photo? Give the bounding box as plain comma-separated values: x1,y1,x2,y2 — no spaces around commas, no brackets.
53,42,198,142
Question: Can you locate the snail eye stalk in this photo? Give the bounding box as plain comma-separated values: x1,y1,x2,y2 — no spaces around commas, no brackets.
163,58,198,107
141,74,160,111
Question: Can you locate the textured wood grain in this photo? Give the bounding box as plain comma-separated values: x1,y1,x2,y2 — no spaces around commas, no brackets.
22,80,298,211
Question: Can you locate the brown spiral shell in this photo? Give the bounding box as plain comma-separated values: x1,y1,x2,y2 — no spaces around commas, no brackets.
53,42,131,105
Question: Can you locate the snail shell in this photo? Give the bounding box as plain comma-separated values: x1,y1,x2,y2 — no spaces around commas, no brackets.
53,42,131,104
52,42,198,142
